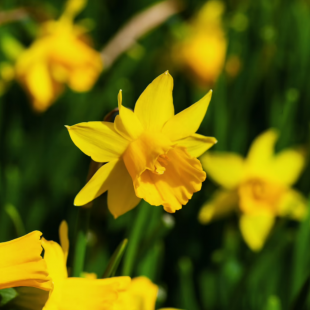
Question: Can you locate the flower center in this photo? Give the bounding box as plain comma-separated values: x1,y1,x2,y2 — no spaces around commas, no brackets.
238,178,284,214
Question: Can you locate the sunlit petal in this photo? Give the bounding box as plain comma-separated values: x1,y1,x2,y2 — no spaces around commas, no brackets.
74,160,118,206
176,133,217,157
114,90,144,141
201,152,245,189
198,189,238,224
107,160,141,219
239,213,275,251
134,71,174,131
0,231,52,291
277,188,307,220
66,122,129,163
162,90,212,141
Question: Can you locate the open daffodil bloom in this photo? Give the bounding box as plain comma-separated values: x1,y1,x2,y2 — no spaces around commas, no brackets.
0,231,52,291
16,0,103,112
67,71,216,218
42,221,131,310
199,129,307,251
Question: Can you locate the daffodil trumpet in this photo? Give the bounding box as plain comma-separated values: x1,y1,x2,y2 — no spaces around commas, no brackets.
67,71,217,218
0,231,52,291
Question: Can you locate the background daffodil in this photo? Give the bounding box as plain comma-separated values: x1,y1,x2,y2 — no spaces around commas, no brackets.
15,0,103,112
42,221,131,310
199,129,307,251
175,0,227,86
0,231,52,291
67,71,216,218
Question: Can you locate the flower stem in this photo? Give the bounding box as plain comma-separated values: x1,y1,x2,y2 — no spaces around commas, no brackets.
71,160,101,277
122,200,151,276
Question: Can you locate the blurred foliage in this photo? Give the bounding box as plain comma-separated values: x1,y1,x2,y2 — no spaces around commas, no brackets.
1,0,310,309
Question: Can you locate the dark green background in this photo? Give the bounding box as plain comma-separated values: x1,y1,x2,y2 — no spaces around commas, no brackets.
1,0,310,309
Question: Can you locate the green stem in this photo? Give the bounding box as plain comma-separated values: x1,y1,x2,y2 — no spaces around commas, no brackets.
122,200,150,276
72,206,91,277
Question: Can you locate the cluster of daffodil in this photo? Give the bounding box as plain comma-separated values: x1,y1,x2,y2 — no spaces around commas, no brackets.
0,71,216,309
0,0,102,112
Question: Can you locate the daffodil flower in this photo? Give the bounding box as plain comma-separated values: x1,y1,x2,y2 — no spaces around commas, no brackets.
0,231,52,291
16,0,103,112
67,72,216,218
42,221,131,310
199,129,307,251
176,1,227,85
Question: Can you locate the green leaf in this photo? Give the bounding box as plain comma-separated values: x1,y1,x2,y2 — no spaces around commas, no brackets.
103,239,128,278
0,288,18,306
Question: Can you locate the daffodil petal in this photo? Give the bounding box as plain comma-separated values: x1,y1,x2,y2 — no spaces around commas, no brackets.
41,238,68,285
107,159,141,218
114,90,144,141
134,71,174,131
74,160,118,206
271,149,305,186
66,122,129,163
0,231,52,291
277,188,307,220
59,221,69,264
127,277,158,310
239,213,275,251
135,147,206,212
59,277,131,310
246,129,278,169
201,152,245,189
198,189,238,224
162,90,212,141
26,61,54,111
176,134,217,157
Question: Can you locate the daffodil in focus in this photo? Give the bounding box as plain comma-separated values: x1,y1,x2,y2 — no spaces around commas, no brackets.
199,129,307,251
176,1,227,85
67,72,217,218
42,221,131,310
16,0,103,112
0,231,52,291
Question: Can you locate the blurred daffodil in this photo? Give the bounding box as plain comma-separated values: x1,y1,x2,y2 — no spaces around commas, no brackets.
0,231,52,291
176,1,227,86
42,221,131,310
199,129,307,251
67,72,216,218
16,0,103,112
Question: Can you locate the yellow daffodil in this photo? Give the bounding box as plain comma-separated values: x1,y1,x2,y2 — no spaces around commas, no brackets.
67,72,216,218
0,231,52,291
176,1,227,86
115,276,179,310
16,0,103,112
199,129,307,251
42,221,131,310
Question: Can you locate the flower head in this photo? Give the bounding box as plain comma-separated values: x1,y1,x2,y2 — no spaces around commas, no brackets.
0,231,52,291
67,72,216,218
199,129,307,251
16,0,103,112
175,1,227,86
42,221,131,310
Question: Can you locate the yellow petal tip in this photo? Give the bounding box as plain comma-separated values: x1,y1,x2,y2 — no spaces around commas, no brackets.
164,70,169,74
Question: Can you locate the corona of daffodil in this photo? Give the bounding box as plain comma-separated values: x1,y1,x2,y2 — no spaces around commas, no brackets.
16,0,103,112
176,1,227,85
42,221,131,310
0,231,52,291
67,72,216,218
199,129,307,251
